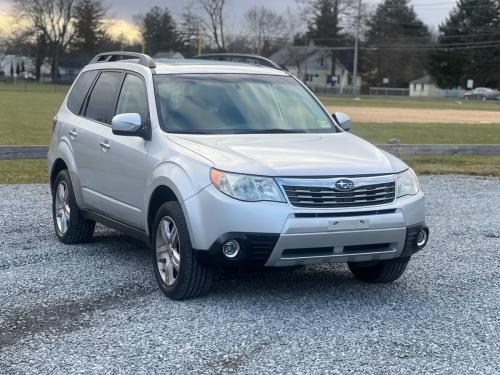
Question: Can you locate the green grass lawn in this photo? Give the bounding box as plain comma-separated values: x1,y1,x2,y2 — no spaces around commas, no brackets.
0,84,498,183
319,95,500,111
0,159,48,184
0,85,499,145
352,123,500,144
0,83,68,145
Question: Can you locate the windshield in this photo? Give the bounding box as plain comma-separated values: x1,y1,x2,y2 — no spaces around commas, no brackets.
154,74,337,134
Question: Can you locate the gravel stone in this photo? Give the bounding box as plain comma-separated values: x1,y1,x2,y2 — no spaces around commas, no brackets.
0,175,499,374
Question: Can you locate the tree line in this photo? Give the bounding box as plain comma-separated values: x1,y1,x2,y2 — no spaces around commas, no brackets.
1,0,500,89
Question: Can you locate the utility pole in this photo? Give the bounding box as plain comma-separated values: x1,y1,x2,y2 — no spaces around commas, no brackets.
198,30,203,56
352,0,362,96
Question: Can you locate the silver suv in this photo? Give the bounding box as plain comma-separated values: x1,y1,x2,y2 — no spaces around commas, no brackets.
48,52,429,300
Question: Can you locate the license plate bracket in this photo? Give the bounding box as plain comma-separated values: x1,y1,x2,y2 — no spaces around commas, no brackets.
328,218,370,231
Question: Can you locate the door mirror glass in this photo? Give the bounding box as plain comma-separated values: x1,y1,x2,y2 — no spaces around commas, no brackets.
332,112,352,131
111,113,142,135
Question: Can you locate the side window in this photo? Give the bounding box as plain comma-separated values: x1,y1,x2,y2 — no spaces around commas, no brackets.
66,70,98,114
85,71,123,124
115,74,149,125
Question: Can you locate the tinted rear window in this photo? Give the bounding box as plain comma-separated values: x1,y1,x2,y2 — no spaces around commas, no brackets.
66,70,98,114
85,71,123,124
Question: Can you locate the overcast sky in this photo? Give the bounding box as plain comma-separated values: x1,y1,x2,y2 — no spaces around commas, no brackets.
100,0,456,29
0,0,457,31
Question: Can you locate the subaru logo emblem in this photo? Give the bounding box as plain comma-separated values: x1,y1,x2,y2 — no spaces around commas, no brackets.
334,178,355,191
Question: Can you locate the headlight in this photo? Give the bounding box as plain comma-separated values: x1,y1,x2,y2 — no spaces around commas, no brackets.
395,168,420,198
210,168,285,202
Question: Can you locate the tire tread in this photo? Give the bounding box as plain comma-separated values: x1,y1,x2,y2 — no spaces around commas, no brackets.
348,259,408,283
53,170,95,244
152,201,213,300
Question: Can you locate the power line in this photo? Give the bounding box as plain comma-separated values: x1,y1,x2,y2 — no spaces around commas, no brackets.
362,43,500,51
370,39,500,48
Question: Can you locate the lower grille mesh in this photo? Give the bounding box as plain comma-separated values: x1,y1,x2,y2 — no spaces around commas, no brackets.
245,234,279,264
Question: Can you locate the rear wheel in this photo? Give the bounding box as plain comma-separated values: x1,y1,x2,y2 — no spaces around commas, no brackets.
152,201,213,300
52,169,95,244
348,258,409,283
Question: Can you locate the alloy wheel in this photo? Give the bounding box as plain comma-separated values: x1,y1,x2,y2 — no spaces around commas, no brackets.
156,216,181,286
55,181,70,234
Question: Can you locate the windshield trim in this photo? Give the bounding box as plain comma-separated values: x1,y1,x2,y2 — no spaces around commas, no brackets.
153,73,340,135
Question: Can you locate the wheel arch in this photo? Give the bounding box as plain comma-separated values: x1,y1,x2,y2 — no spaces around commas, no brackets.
49,139,85,207
50,158,68,192
147,185,181,237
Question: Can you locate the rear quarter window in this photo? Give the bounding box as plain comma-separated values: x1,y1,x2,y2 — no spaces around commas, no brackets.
66,70,98,114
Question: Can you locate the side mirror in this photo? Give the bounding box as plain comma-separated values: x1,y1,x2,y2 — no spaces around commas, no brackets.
332,112,352,131
111,113,151,140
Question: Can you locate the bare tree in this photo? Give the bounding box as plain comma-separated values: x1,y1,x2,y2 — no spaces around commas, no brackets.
13,0,76,81
197,0,226,52
244,6,286,55
179,6,205,56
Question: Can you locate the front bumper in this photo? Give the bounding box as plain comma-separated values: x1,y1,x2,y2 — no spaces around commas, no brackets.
185,185,427,267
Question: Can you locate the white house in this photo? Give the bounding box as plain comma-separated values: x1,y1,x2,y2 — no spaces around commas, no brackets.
270,45,361,93
409,75,440,97
409,75,463,98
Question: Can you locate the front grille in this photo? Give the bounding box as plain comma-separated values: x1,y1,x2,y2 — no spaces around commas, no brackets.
283,181,396,208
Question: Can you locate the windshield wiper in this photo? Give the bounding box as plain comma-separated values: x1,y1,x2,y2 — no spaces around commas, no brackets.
235,129,307,134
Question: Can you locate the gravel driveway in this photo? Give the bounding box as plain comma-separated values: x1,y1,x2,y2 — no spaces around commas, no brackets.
1,176,499,374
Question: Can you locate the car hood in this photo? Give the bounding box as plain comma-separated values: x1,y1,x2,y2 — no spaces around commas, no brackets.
168,132,407,177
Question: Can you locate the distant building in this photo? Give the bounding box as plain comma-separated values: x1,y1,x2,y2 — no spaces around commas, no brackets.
0,55,41,79
153,51,185,60
270,46,361,93
409,75,440,97
409,74,463,98
0,54,52,81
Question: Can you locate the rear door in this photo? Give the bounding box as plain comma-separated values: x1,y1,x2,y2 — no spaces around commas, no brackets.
77,70,124,212
86,72,151,229
62,70,99,187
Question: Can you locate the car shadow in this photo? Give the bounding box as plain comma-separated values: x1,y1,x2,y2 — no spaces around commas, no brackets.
88,229,420,306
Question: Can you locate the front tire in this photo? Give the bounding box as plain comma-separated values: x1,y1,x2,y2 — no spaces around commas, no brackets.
52,169,95,244
348,258,409,283
152,201,213,300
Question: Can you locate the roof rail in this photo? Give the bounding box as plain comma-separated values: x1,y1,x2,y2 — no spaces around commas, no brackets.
90,51,156,69
194,53,282,70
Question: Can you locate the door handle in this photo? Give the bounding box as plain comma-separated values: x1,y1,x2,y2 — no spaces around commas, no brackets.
99,140,111,150
69,129,77,138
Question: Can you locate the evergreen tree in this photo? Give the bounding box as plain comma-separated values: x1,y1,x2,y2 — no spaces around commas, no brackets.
72,0,106,55
428,0,500,89
363,0,431,87
141,7,180,56
306,0,348,47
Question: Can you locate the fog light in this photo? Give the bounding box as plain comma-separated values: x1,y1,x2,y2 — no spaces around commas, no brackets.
417,228,428,248
222,239,240,258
